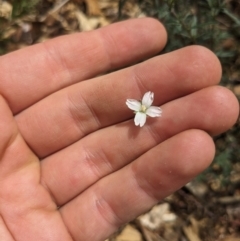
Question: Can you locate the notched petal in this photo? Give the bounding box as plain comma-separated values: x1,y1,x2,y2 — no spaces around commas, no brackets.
146,106,162,117
142,91,154,107
126,99,141,111
134,112,147,127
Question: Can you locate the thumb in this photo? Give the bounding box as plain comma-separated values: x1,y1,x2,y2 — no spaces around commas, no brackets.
0,95,36,177
0,95,18,155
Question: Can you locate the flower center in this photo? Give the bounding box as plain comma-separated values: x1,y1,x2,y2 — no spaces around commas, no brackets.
141,104,147,112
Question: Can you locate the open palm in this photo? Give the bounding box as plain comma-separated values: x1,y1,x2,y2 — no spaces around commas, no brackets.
0,18,238,241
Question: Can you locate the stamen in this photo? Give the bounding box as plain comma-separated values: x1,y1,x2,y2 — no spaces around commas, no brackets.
141,105,147,112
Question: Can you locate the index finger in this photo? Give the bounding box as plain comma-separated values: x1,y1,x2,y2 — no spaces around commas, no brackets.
0,18,167,114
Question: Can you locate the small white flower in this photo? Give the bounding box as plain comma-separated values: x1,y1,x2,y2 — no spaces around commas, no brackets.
126,91,162,127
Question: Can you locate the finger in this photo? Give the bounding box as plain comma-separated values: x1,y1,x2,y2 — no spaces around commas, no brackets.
60,129,215,241
0,97,16,241
0,216,15,241
40,86,239,206
16,46,222,157
0,97,73,241
0,18,166,113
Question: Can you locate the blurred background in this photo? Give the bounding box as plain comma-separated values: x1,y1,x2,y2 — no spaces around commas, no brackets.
0,0,240,240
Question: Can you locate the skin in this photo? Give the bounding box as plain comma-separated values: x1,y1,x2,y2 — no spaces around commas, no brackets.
0,18,238,241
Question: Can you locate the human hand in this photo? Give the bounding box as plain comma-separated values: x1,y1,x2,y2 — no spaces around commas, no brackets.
0,18,238,241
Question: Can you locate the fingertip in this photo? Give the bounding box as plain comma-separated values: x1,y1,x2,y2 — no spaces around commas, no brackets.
174,45,222,86
99,18,168,68
219,87,239,127
134,17,168,51
202,86,239,135
191,45,222,85
176,129,215,178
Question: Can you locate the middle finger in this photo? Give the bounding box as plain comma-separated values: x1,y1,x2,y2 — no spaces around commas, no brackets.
16,46,221,158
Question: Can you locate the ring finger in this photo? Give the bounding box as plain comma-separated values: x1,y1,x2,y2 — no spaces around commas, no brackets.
40,85,238,205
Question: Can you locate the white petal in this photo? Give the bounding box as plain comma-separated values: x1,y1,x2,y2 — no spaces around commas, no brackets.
146,106,162,117
134,112,147,127
126,99,141,111
142,91,154,107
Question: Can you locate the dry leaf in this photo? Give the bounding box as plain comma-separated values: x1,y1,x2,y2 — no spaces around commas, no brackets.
0,1,12,19
139,203,177,230
116,225,143,241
